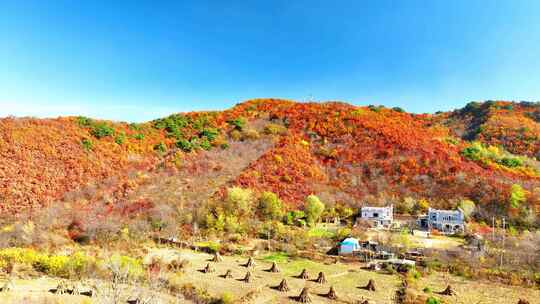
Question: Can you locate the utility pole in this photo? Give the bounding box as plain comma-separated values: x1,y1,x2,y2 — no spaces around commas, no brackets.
491,216,495,240
500,217,505,268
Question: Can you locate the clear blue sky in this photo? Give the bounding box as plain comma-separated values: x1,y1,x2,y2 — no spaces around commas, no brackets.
1,1,540,122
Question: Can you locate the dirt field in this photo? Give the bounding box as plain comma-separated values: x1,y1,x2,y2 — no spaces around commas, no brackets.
416,272,540,304
172,249,402,303
1,248,538,304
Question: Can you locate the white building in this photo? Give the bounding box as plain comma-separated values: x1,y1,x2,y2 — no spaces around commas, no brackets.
418,208,464,234
360,205,393,227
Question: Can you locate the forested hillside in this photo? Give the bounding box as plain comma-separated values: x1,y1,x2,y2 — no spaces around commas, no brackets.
0,99,539,228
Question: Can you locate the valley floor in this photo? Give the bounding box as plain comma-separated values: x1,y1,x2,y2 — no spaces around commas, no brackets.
0,248,538,304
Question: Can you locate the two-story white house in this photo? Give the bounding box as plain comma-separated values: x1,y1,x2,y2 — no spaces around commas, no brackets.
418,208,465,234
359,205,393,228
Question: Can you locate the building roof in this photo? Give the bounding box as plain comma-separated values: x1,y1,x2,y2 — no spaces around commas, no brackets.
361,205,392,211
428,208,462,215
340,237,359,246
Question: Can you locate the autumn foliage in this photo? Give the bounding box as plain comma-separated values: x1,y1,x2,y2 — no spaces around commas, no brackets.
0,99,539,221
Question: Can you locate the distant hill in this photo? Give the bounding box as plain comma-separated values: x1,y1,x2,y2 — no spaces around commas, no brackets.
1,99,538,224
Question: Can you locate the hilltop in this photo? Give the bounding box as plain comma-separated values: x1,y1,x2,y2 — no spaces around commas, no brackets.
0,99,539,227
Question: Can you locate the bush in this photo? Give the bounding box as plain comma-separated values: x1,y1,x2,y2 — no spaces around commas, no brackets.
426,297,441,304
264,123,288,135
227,117,246,130
154,142,167,153
81,138,93,151
199,137,212,150
176,139,193,152
133,133,145,140
242,128,260,140
128,123,142,131
286,210,306,226
200,128,219,141
91,123,114,139
0,248,94,278
108,254,143,279
114,132,126,145
500,157,523,168
77,116,93,127
218,292,235,304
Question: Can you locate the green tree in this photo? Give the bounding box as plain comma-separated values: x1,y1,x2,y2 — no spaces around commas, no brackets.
224,187,253,216
258,191,284,221
457,199,476,220
510,184,527,209
286,210,305,226
305,195,325,227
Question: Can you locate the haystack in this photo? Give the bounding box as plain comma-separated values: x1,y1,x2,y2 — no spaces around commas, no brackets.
223,269,233,279
203,263,215,273
296,287,312,303
276,279,290,292
325,286,337,300
242,271,252,283
244,257,255,268
440,285,455,296
315,271,327,284
212,252,223,262
267,262,280,273
297,269,309,280
364,279,376,291
0,279,14,292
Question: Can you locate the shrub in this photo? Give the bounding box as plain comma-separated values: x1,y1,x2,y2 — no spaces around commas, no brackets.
242,128,260,140
426,297,441,304
199,137,212,150
154,142,167,153
264,123,288,135
200,128,219,141
500,157,523,168
286,210,306,226
128,123,142,131
0,248,94,278
227,117,246,130
423,286,432,293
230,129,242,141
91,123,114,139
107,254,143,279
77,116,93,127
81,138,93,151
133,133,145,140
114,132,126,145
218,292,235,304
461,144,482,161
392,107,405,113
176,139,193,152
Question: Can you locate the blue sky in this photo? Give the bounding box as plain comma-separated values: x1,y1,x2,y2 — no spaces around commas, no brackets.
1,1,540,122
